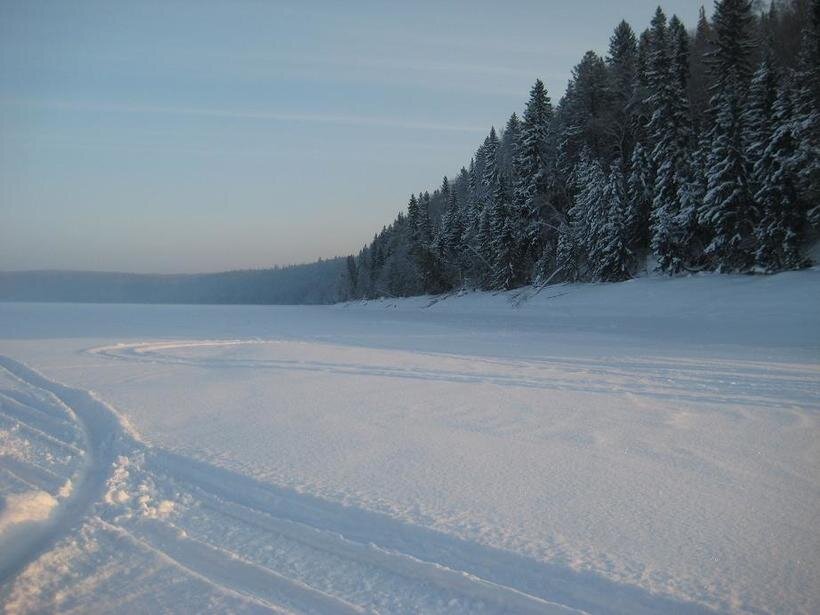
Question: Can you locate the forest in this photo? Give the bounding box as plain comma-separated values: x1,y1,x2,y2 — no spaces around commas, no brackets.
342,0,820,300
0,259,345,304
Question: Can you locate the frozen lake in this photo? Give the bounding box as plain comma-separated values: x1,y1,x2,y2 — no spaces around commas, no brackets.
1,271,819,614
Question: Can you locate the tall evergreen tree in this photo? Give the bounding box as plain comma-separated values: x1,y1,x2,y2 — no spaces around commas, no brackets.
558,51,615,166
626,140,653,253
792,27,820,228
608,20,639,162
754,83,811,271
432,177,451,259
417,191,433,247
345,255,358,299
690,6,715,132
701,69,757,271
646,8,690,273
700,0,758,272
593,162,634,281
745,49,780,197
669,15,690,93
489,176,518,290
567,153,607,279
709,0,756,87
407,194,420,237
677,132,710,268
513,80,554,275
500,113,522,179
634,28,653,143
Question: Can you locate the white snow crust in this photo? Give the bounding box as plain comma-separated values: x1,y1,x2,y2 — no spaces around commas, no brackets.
0,270,818,614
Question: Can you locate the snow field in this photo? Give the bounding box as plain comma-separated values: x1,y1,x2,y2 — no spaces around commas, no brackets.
1,270,819,613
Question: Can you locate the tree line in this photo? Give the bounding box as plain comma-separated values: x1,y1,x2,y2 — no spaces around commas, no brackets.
342,0,819,301
0,259,345,304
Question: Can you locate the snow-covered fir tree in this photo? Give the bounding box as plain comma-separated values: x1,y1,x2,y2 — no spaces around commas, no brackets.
700,69,757,272
489,176,518,290
626,140,653,254
700,0,757,272
754,82,811,271
744,48,779,195
607,21,639,163
567,152,607,280
646,8,690,273
593,162,634,281
791,26,820,228
513,80,553,276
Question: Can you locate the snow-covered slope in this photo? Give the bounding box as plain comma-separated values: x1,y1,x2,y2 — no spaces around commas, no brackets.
1,270,818,614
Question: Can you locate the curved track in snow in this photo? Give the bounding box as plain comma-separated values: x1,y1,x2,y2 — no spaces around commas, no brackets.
0,356,120,586
90,339,819,411
0,349,724,614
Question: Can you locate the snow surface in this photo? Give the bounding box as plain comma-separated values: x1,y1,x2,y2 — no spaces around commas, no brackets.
0,270,818,614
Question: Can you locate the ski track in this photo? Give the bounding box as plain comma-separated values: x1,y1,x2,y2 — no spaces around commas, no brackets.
0,351,723,614
88,340,820,411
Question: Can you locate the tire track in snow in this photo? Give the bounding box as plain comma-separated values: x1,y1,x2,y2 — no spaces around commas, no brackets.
0,356,119,586
89,340,820,410
0,355,580,613
0,356,369,614
147,448,718,615
131,518,365,615
0,353,717,614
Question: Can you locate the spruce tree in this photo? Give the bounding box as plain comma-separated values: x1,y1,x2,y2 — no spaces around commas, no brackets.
792,28,820,229
676,133,710,268
406,194,420,243
476,206,493,288
754,84,810,271
513,80,554,275
608,20,639,162
482,128,500,195
701,69,757,272
594,162,634,281
690,6,715,132
744,49,779,191
554,222,580,282
646,8,689,273
669,16,690,94
432,177,451,258
501,113,522,179
700,0,758,272
568,153,607,279
709,0,756,86
418,192,433,246
626,140,653,254
490,177,517,290
461,158,484,286
443,189,466,284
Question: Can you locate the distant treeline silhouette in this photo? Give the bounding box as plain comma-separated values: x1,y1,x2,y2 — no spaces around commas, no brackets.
0,260,344,304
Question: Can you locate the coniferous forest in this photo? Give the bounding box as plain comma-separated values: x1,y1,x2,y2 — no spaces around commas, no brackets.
342,0,820,301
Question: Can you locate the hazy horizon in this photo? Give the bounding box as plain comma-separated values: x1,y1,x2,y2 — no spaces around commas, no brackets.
2,0,708,274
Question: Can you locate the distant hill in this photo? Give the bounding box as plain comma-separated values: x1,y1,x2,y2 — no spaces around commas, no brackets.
0,259,345,305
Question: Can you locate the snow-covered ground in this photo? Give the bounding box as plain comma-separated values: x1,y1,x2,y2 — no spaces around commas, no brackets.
0,270,818,614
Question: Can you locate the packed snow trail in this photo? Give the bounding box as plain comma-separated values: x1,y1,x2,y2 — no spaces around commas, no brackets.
0,352,728,614
3,352,655,614
89,339,818,410
0,356,120,586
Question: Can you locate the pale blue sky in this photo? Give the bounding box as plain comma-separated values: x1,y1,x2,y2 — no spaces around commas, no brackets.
1,1,708,273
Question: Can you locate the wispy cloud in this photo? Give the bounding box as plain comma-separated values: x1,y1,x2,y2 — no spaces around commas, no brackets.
1,98,487,134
